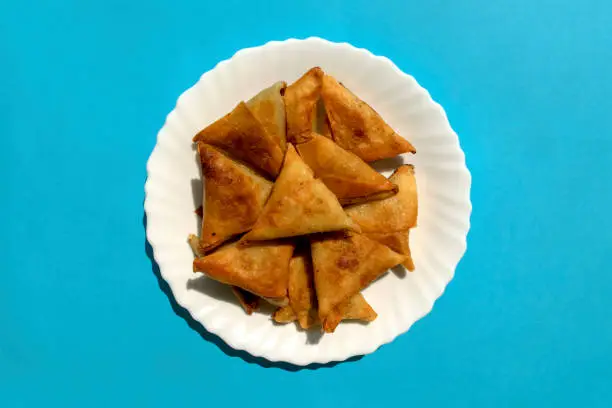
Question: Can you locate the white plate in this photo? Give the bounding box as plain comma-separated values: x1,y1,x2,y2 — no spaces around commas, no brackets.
144,37,471,365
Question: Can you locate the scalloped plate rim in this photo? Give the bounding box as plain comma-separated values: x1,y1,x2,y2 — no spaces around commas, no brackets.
144,36,472,366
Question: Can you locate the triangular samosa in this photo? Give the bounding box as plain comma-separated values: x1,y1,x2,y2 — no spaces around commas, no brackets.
284,67,324,144
246,81,287,152
196,143,273,253
296,132,398,205
321,74,416,162
364,231,415,271
273,249,377,331
322,292,377,333
193,239,295,302
244,145,359,241
187,234,261,310
345,165,418,233
310,232,405,325
273,250,318,329
193,102,284,177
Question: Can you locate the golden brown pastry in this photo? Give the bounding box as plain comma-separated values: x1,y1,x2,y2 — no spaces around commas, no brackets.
244,145,359,241
363,231,415,271
310,232,405,332
187,234,261,310
246,81,287,152
273,305,296,323
345,164,418,233
188,234,202,257
196,143,273,253
321,74,416,162
273,249,318,329
193,239,295,303
273,248,377,331
322,292,377,333
186,69,421,333
284,67,324,144
193,102,284,177
296,132,398,205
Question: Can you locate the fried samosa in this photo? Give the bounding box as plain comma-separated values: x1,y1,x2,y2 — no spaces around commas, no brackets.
246,81,287,152
310,232,405,329
187,234,260,311
273,250,318,329
193,102,284,177
321,74,416,162
244,145,359,241
193,239,295,302
284,67,324,144
196,143,273,253
296,132,398,205
273,249,377,331
363,231,415,271
345,164,418,233
322,292,377,333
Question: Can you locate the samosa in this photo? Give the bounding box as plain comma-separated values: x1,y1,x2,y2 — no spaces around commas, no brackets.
322,292,377,333
310,232,405,332
284,67,324,144
193,102,284,177
321,74,416,162
273,248,377,331
196,143,273,253
363,231,415,271
273,250,318,328
296,132,398,205
345,165,418,233
244,145,359,241
193,239,295,304
246,81,287,151
187,234,261,313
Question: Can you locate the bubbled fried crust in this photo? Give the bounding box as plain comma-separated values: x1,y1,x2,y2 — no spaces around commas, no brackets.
322,293,377,333
363,231,415,271
246,81,288,152
345,165,418,233
287,250,322,329
321,74,416,162
244,145,359,241
310,232,405,321
197,143,273,253
296,132,398,205
193,102,284,177
193,239,294,300
189,235,264,311
273,250,377,332
284,67,324,144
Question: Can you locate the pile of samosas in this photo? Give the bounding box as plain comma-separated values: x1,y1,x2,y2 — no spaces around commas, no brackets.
189,67,418,333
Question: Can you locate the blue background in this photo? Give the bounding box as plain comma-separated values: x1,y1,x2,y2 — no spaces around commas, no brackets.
2,0,611,406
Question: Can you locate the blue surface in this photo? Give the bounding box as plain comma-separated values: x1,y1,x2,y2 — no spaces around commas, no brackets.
2,1,611,406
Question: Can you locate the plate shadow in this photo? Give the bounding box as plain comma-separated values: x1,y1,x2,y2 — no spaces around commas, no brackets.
143,212,363,371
